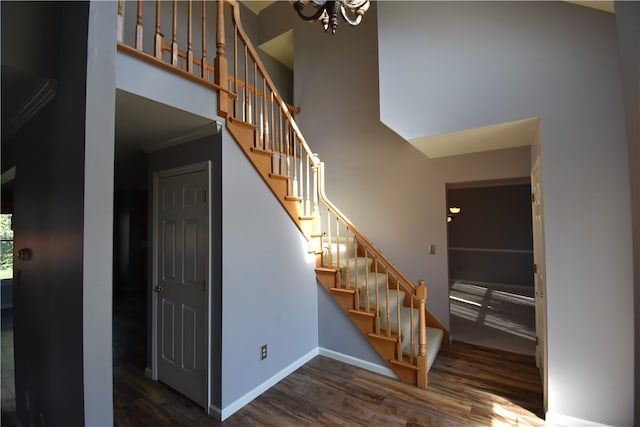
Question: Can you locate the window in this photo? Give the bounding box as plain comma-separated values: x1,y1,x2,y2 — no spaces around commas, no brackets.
0,214,13,280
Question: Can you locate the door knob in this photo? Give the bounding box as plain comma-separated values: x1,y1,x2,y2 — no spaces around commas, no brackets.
154,285,164,293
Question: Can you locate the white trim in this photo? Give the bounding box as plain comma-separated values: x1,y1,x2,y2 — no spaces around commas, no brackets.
318,348,397,379
206,161,213,413
208,404,222,420
545,412,616,427
219,348,319,421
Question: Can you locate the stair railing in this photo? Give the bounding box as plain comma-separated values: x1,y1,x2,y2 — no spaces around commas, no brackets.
219,0,432,383
115,0,443,388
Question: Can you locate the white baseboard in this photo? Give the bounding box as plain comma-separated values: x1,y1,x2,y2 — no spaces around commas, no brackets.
546,411,616,427
219,347,319,421
318,347,397,379
208,404,222,420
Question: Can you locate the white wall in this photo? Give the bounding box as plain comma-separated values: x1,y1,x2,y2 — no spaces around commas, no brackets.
378,2,634,424
614,1,640,423
220,126,318,415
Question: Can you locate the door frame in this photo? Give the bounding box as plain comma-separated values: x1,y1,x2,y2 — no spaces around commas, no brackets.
531,157,548,412
150,161,211,409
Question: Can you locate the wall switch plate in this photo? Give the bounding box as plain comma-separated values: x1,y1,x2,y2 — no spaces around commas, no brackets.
429,244,436,255
260,344,267,360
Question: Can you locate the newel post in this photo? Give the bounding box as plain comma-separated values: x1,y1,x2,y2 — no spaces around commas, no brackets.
416,280,428,389
214,1,232,116
308,156,323,253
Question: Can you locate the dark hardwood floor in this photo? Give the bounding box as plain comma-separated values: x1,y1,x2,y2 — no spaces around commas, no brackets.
2,292,547,426
114,293,546,426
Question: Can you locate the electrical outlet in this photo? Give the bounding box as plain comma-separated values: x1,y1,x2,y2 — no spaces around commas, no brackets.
260,344,267,360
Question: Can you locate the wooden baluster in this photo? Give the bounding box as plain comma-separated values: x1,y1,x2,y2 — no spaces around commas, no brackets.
263,79,268,151
305,155,311,216
396,275,402,362
345,229,351,289
232,25,238,118
171,0,178,66
241,46,247,121
353,238,359,305
244,46,249,121
253,62,258,125
353,239,360,296
409,295,415,364
187,0,193,72
281,115,287,182
385,273,391,337
135,0,143,50
214,1,230,116
154,0,162,58
201,1,207,79
374,260,380,334
416,280,428,389
299,141,304,204
311,156,321,237
292,125,298,197
335,216,341,286
117,0,124,42
326,209,332,266
364,247,370,312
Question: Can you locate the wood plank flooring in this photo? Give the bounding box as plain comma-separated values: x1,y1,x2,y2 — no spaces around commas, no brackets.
115,343,546,426
3,293,547,426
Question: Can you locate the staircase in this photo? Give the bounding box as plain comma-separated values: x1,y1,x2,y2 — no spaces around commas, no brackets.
116,0,448,389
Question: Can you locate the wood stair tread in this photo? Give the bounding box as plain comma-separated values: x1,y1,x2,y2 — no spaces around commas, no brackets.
389,358,419,371
269,173,289,181
228,116,256,130
250,146,275,157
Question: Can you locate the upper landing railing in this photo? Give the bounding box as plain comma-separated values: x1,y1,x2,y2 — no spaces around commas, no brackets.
116,0,445,388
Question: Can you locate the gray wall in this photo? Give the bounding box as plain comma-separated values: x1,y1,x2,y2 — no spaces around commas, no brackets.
447,183,534,287
614,1,640,423
3,1,116,425
378,2,634,424
220,125,318,409
285,1,531,365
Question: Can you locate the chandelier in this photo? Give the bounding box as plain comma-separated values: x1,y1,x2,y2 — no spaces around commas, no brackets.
293,0,371,34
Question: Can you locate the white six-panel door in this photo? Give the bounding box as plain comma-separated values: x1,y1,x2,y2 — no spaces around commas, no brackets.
153,164,209,407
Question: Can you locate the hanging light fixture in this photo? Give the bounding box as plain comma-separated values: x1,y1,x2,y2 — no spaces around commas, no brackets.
293,0,370,34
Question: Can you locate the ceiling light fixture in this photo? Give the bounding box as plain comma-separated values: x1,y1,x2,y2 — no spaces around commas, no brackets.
449,207,461,214
293,0,370,34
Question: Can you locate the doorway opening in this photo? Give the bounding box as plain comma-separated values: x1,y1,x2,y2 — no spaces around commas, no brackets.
112,89,220,419
446,177,536,355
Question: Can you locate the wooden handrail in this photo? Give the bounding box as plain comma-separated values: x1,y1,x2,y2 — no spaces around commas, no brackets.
223,0,312,159
317,163,418,295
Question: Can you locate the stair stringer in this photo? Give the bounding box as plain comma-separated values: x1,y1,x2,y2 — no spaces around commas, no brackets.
225,117,314,241
316,263,424,386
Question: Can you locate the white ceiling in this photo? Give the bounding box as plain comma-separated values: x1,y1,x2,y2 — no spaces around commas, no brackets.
409,117,540,159
115,90,219,153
